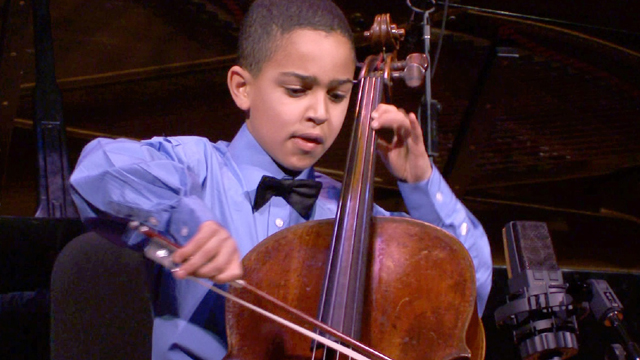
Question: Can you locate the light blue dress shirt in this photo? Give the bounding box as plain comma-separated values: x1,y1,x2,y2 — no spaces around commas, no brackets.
70,123,492,360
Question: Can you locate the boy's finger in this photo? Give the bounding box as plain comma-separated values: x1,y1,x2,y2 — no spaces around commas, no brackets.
172,244,213,278
173,253,206,279
406,113,425,141
173,221,219,262
190,234,233,276
372,111,411,132
176,232,228,277
172,236,203,264
212,254,243,283
201,244,242,282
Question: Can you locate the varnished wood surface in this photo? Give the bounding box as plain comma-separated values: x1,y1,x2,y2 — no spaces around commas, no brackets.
226,217,483,360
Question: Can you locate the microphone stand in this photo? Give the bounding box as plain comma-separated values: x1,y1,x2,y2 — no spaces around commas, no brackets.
587,279,640,360
406,0,440,160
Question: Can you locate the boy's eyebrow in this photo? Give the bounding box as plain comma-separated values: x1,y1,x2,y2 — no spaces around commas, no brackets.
279,71,354,87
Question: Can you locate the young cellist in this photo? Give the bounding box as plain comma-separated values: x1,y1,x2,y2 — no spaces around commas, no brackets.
69,0,492,358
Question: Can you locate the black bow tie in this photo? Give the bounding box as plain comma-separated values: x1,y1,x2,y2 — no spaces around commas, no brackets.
253,175,322,220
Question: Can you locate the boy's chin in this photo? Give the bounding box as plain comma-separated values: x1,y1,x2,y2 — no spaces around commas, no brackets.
274,158,316,176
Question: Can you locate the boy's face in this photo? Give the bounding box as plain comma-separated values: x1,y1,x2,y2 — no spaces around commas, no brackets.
243,29,356,171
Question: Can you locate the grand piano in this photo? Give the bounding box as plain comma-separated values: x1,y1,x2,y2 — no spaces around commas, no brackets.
1,0,638,359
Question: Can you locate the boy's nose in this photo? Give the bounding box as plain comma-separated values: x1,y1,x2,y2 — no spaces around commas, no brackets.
307,93,329,124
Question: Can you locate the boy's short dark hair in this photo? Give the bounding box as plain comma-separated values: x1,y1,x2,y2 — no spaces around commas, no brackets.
239,0,354,76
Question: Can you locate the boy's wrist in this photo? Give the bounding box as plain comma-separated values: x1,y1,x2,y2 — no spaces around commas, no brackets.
402,157,433,184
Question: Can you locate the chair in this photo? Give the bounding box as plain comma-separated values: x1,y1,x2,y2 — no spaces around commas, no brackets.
50,232,153,360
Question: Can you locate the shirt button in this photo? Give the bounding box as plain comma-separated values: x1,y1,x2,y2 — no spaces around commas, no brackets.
435,192,443,203
460,222,468,236
180,226,189,237
275,218,284,228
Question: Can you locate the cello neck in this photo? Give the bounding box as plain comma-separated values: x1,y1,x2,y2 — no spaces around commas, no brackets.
317,54,385,339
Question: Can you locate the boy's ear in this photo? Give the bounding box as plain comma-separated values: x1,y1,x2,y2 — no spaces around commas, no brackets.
227,65,253,111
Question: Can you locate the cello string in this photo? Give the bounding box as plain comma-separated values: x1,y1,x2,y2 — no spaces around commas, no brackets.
313,68,370,360
314,59,382,360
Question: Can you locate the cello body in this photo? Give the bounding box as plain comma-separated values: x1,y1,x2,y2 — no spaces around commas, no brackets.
225,217,485,360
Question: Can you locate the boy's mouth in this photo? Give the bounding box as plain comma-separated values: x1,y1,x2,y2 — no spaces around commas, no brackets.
294,133,324,144
292,133,324,151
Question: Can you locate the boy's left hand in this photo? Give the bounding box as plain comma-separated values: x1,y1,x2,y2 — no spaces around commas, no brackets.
371,103,432,183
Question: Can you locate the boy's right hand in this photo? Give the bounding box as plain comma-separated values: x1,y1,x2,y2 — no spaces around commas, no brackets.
171,220,243,283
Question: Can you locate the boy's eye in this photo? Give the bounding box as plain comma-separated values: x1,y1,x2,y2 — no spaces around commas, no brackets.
329,92,347,103
285,87,307,97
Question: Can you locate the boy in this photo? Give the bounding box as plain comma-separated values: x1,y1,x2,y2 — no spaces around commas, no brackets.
69,0,492,359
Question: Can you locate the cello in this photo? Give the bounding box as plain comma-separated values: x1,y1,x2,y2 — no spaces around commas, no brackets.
140,13,484,360
220,14,485,360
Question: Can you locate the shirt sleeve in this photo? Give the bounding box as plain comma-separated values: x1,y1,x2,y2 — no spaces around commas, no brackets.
394,165,493,315
70,137,217,248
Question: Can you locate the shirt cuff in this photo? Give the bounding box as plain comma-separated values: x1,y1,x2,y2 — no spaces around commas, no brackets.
397,165,454,227
114,196,215,249
165,196,217,245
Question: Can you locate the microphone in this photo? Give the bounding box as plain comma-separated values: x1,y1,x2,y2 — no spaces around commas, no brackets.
495,221,579,360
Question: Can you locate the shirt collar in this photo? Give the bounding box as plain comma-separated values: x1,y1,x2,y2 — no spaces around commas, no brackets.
227,123,315,193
